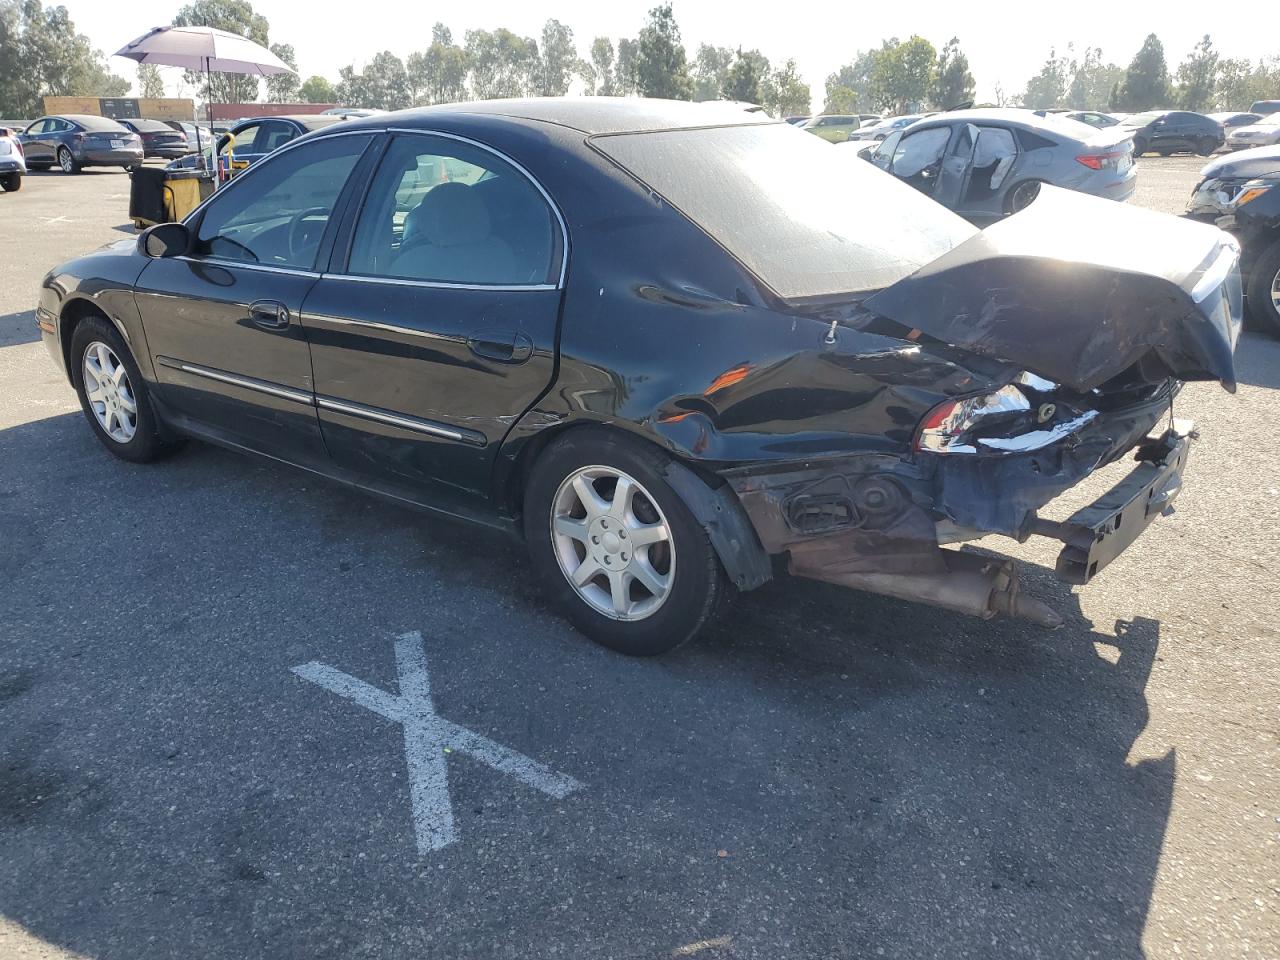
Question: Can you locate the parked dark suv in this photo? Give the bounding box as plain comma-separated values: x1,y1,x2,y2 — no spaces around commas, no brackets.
1121,111,1224,157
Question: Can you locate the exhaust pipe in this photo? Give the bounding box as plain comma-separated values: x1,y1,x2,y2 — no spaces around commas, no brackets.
790,549,1063,628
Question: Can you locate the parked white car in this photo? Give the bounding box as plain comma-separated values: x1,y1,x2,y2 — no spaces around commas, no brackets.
0,125,26,191
1226,113,1280,150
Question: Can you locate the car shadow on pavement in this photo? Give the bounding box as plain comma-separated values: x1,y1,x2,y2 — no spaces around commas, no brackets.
1234,329,1280,388
0,412,1174,960
0,310,38,347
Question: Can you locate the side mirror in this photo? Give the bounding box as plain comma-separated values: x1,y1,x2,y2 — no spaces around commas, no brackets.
138,222,191,259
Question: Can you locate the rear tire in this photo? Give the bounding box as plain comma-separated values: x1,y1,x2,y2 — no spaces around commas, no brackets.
1196,137,1218,156
1245,236,1280,338
70,314,183,462
523,428,730,655
1132,137,1148,157
0,172,19,191
58,146,80,174
1004,179,1042,215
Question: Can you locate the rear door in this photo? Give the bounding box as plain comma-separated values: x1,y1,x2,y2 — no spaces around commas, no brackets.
135,132,375,460
303,130,566,513
933,123,979,211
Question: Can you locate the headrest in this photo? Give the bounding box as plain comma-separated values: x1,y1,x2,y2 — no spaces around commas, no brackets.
403,182,490,247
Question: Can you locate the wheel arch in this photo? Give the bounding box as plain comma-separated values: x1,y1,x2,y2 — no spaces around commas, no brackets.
58,297,126,382
501,419,772,592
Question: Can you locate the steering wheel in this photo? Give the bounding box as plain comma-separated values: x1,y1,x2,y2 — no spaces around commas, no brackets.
287,207,331,263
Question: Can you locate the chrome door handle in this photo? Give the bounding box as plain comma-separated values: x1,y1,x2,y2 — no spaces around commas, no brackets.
249,300,290,331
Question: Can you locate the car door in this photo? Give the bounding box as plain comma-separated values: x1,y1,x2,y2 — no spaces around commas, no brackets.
134,131,375,461
302,130,566,514
932,123,979,212
20,119,51,164
964,126,1019,219
890,126,953,197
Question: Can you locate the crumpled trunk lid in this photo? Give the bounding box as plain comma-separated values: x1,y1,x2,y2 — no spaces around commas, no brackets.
862,185,1243,392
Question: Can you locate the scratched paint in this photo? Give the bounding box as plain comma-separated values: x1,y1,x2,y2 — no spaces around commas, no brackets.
292,631,583,853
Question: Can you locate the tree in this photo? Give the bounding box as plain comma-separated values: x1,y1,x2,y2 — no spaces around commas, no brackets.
691,43,732,101
1021,47,1071,108
407,24,470,104
137,64,165,99
616,38,640,95
870,36,936,113
583,37,615,96
535,19,576,97
931,37,974,109
634,4,691,100
173,0,270,104
723,48,769,104
265,42,299,103
465,28,539,99
298,75,335,103
336,51,410,110
1065,46,1122,109
1213,55,1280,110
824,50,878,113
1176,34,1218,112
0,0,130,116
1114,33,1171,111
761,59,810,118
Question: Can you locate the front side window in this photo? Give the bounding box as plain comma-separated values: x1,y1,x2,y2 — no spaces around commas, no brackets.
194,134,371,269
225,123,261,155
346,134,557,286
892,127,951,178
26,119,49,135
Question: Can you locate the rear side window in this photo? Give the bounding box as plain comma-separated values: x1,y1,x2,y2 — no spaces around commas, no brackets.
346,134,558,286
1015,128,1057,151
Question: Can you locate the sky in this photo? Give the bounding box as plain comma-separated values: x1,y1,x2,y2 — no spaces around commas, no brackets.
65,0,1274,111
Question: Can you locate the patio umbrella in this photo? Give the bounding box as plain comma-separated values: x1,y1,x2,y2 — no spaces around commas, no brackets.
113,25,295,159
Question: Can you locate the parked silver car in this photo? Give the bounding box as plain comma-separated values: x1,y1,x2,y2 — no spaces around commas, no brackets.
0,125,26,191
867,109,1135,222
1225,113,1280,151
847,114,929,142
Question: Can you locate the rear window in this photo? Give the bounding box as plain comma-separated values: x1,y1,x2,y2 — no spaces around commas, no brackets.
593,122,977,300
76,115,129,132
126,119,173,132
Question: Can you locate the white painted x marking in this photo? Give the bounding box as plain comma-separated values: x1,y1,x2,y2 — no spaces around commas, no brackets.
41,215,71,225
292,631,582,853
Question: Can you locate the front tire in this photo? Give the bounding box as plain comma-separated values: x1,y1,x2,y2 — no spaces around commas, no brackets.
523,429,729,655
0,172,19,191
1132,137,1148,157
1246,236,1280,338
70,315,182,462
1196,137,1219,156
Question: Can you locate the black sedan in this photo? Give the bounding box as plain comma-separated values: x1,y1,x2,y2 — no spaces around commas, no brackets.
1188,145,1280,335
166,114,347,173
1120,110,1224,157
116,118,190,159
18,114,144,173
34,100,1242,655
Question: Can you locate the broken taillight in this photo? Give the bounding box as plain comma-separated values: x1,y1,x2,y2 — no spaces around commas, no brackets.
914,382,1098,455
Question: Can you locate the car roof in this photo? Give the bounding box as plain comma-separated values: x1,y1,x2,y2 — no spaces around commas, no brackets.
912,108,1084,135
332,97,776,136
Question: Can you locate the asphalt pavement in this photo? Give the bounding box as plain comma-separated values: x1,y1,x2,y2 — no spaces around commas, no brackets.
0,157,1276,960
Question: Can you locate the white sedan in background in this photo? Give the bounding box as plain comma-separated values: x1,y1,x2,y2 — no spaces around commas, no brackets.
0,125,26,191
1226,113,1280,150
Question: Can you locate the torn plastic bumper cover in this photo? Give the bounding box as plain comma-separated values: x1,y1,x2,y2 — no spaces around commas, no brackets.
727,418,1193,628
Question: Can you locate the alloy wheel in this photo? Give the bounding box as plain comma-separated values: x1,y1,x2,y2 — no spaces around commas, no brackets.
59,148,74,173
1272,263,1280,313
550,465,674,621
82,341,137,443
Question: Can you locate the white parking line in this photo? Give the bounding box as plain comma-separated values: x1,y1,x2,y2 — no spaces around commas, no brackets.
292,631,582,853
